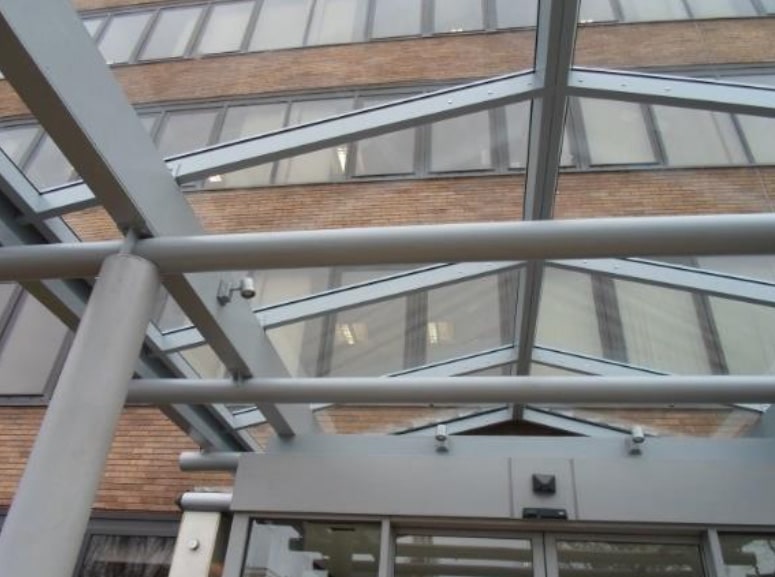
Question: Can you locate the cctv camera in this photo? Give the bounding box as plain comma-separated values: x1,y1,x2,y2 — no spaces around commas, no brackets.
435,424,448,442
239,277,256,300
631,425,645,444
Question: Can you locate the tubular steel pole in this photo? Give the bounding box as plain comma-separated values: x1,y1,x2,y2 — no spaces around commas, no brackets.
0,254,160,577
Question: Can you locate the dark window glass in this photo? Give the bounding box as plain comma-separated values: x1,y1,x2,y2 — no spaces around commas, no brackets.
579,0,616,23
249,0,313,51
210,103,287,188
307,0,368,45
140,6,203,60
496,0,538,28
98,12,151,64
156,109,219,157
78,534,175,577
618,0,689,21
579,99,657,165
430,111,492,172
0,293,69,396
197,1,254,54
0,125,39,164
372,0,423,38
354,97,416,176
434,0,484,33
685,0,757,18
557,541,704,577
25,134,76,190
275,99,354,184
719,534,775,577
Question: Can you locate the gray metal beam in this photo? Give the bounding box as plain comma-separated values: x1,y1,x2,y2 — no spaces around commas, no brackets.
163,262,523,354
0,0,315,436
390,346,518,377
553,258,775,307
0,254,160,577
569,69,775,117
129,375,775,405
532,346,665,376
515,0,580,377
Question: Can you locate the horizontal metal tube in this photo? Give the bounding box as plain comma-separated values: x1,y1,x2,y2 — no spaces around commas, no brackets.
177,491,233,511
1,214,774,280
130,376,775,404
180,451,240,472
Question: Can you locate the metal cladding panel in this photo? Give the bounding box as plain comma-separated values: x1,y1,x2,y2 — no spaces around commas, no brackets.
232,455,512,518
574,459,775,525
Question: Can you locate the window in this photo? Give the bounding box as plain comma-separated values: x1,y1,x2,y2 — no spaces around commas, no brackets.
685,0,757,18
372,0,423,38
496,0,538,28
557,540,704,577
504,101,531,169
156,109,219,157
24,134,76,190
307,0,368,46
618,0,689,22
249,0,313,51
0,125,39,164
77,534,175,577
719,534,775,577
354,97,417,176
736,115,775,164
140,6,203,61
579,99,657,165
97,12,152,64
434,0,484,33
430,110,492,172
579,0,616,23
197,1,254,55
82,17,105,37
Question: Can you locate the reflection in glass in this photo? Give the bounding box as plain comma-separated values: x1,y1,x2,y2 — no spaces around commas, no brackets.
497,0,538,28
618,0,688,21
685,0,756,18
434,0,484,33
652,107,747,167
0,125,38,164
209,103,287,188
275,99,354,184
395,535,532,577
579,99,657,165
249,0,313,51
156,109,218,157
307,0,368,46
98,12,151,64
355,98,416,176
25,134,76,190
372,0,423,38
719,534,775,577
430,111,492,172
141,7,203,60
197,1,254,55
78,534,174,577
242,521,380,577
557,540,704,577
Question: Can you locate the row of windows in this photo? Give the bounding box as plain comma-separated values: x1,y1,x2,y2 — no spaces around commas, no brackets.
0,0,766,75
1,75,774,192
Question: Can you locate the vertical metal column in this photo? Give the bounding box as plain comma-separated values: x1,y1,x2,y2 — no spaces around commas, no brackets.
0,253,160,577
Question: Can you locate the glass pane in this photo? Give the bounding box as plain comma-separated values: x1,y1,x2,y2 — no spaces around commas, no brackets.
251,268,333,307
579,99,657,165
619,0,689,21
98,12,151,64
249,0,313,51
505,101,530,169
395,535,533,577
275,99,353,184
0,125,38,164
685,0,757,18
354,98,416,176
307,0,368,46
425,275,508,364
497,0,539,28
197,1,254,55
0,294,69,395
242,521,381,577
697,255,775,283
537,268,604,357
156,109,219,157
737,115,775,164
719,534,775,577
708,297,775,375
140,6,203,60
83,17,105,38
209,103,287,188
182,345,228,378
434,0,485,33
430,111,492,172
25,134,76,190
652,106,747,166
579,0,616,23
372,0,423,38
765,0,775,14
557,540,704,577
616,279,712,373
78,534,174,577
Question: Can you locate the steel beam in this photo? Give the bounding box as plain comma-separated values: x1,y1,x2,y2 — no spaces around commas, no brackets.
515,0,580,378
0,0,315,436
553,258,775,307
163,262,523,354
129,375,775,404
569,69,775,117
390,346,518,377
533,346,665,376
0,254,160,577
